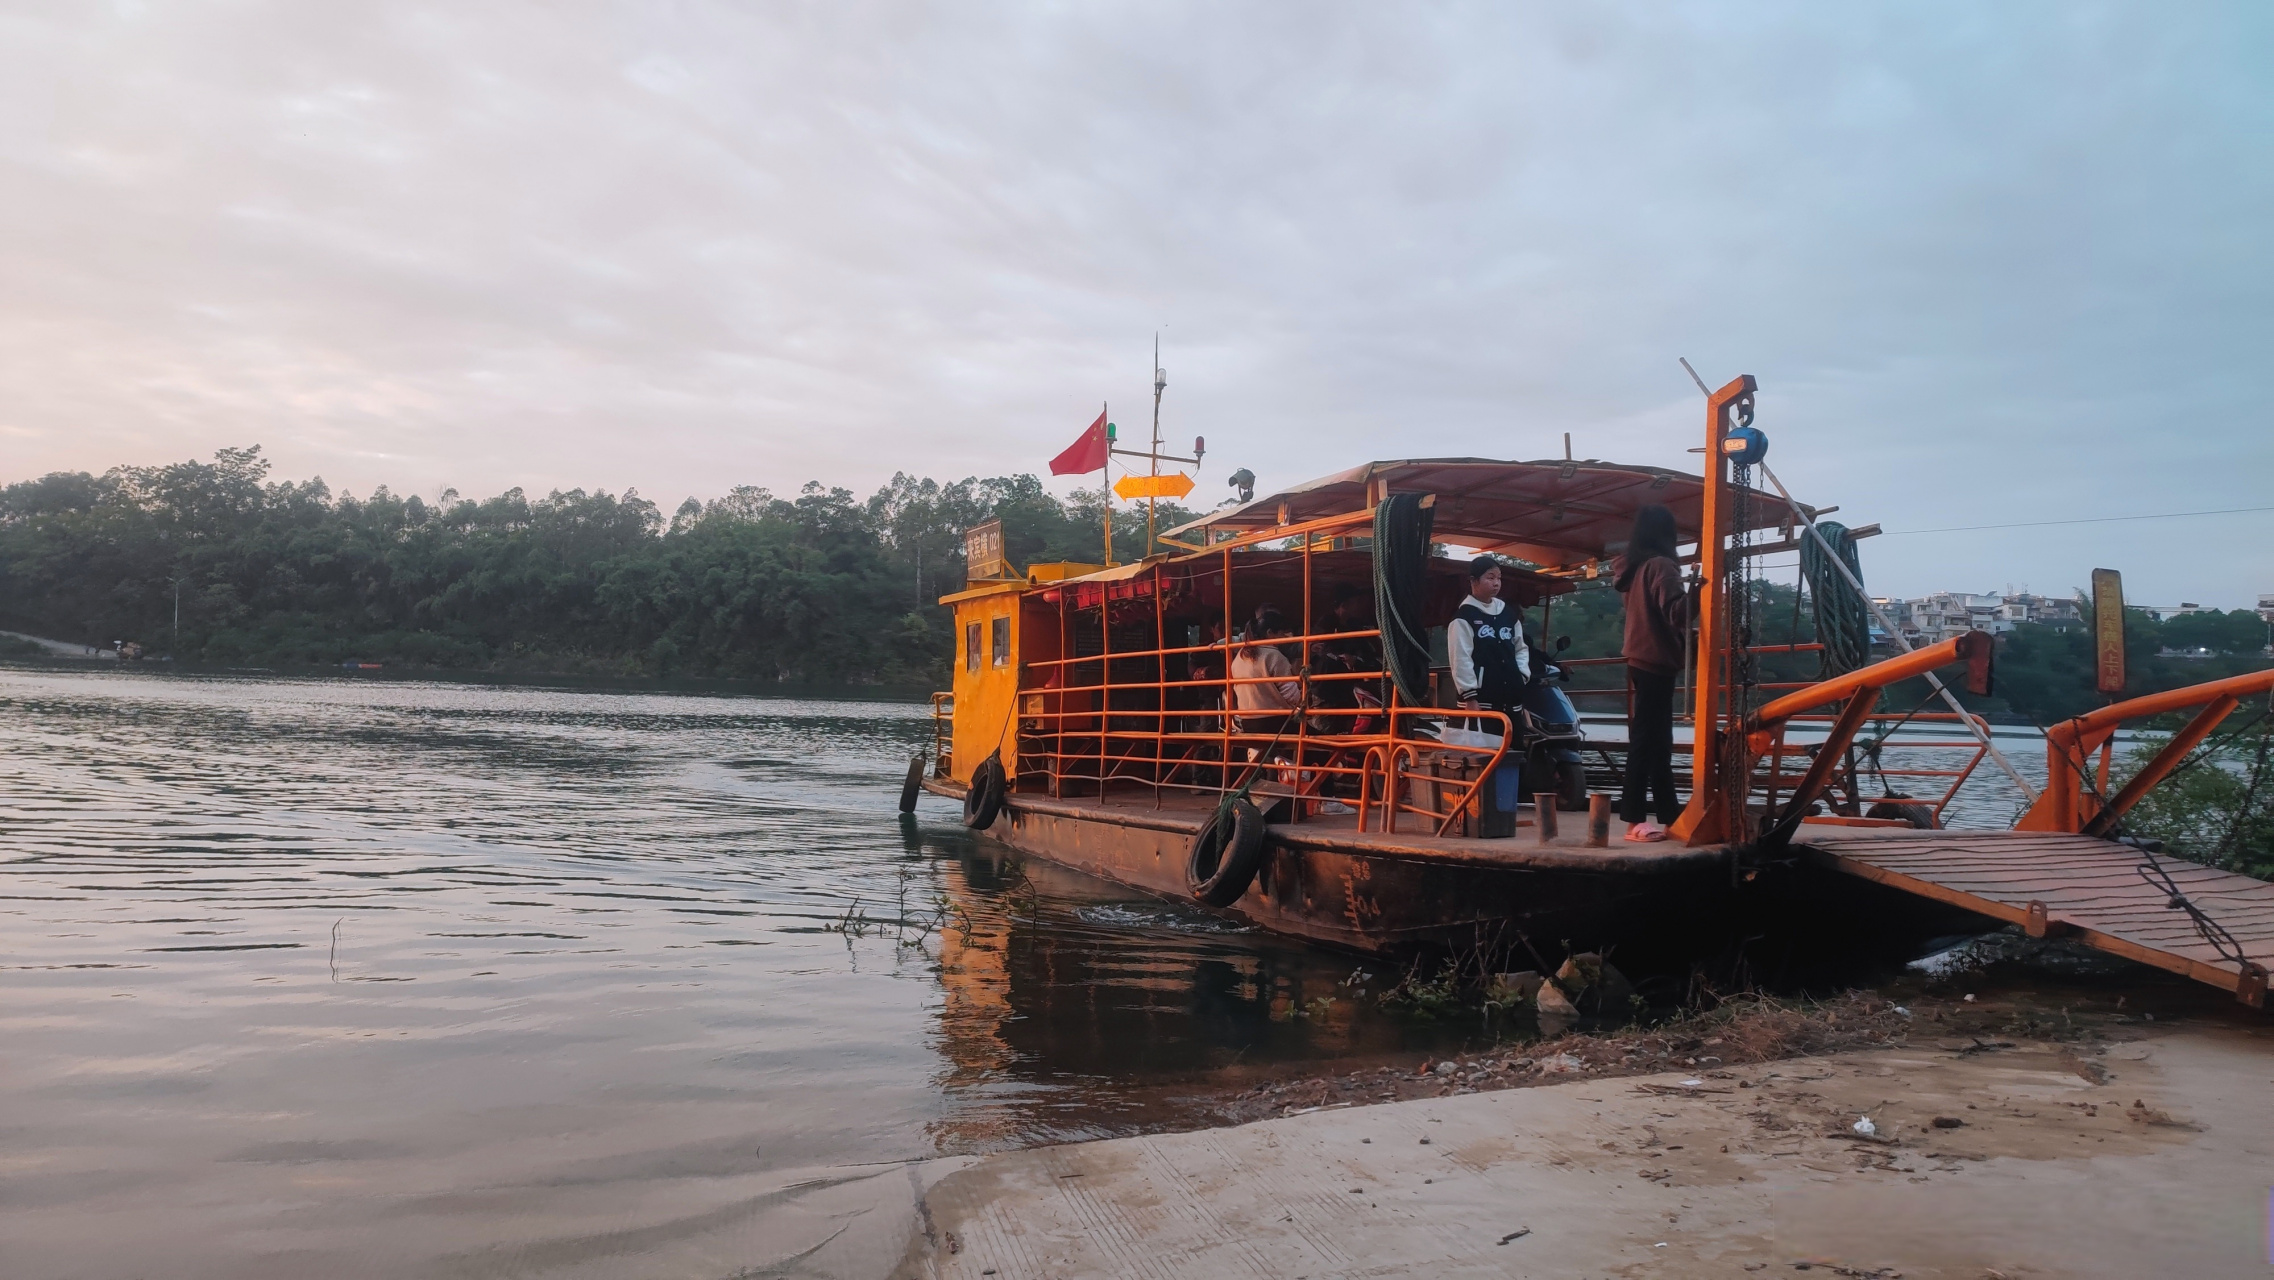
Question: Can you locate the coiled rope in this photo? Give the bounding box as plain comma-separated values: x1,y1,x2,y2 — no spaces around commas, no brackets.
1372,491,1437,707
1801,519,1872,676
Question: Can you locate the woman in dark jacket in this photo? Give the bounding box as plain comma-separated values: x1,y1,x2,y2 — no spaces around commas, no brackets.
1615,504,1686,841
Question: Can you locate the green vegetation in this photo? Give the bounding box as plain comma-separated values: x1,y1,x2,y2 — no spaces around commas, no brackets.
1986,604,2270,724
6,443,2261,713
2115,723,2274,880
0,445,1197,683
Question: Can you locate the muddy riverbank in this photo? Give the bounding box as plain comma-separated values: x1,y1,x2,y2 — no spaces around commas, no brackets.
901,1010,2273,1278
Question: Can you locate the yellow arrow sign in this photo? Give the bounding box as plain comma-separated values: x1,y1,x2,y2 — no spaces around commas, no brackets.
1113,472,1195,501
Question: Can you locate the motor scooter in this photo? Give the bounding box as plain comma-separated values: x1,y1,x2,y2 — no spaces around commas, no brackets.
1518,635,1590,811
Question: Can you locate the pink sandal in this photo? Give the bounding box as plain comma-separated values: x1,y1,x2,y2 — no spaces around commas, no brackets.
1623,822,1668,843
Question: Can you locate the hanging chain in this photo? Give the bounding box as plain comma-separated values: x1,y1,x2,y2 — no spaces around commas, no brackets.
1720,395,1760,843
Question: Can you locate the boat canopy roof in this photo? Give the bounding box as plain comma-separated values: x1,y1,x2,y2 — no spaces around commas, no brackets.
1161,458,1816,568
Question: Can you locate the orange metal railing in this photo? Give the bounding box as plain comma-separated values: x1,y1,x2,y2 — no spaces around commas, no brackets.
1556,642,1992,825
927,541,2018,841
1731,631,1996,835
1003,626,1514,836
2016,668,2274,835
930,692,955,778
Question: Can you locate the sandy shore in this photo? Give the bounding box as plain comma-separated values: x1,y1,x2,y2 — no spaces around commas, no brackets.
898,1020,2272,1279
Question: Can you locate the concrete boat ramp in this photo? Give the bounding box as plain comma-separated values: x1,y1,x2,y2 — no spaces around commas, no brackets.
899,1023,2272,1279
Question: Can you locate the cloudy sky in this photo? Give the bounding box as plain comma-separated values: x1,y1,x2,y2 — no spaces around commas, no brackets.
2,3,2267,604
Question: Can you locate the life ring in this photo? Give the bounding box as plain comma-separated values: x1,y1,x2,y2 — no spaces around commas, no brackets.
1864,796,1939,830
1186,797,1266,907
962,757,1006,830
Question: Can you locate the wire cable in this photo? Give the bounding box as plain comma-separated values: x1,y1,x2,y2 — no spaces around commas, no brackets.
2029,707,2260,973
1880,504,2274,536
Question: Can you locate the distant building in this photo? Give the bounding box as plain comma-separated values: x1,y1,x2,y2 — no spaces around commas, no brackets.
1873,589,2258,646
1881,589,2081,643
1887,591,2010,642
1999,592,2081,628
2133,602,2217,623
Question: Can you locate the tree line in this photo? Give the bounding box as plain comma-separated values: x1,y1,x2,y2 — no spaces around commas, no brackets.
0,444,2261,715
0,445,1199,684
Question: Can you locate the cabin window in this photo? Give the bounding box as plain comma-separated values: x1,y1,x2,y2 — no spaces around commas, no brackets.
990,616,1011,668
965,621,981,673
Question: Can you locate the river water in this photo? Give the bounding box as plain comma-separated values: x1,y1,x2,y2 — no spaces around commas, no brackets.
0,668,2083,1277
2,668,1525,1279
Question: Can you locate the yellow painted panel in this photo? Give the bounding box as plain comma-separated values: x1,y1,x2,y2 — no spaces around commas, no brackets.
951,593,1022,784
1024,561,1104,583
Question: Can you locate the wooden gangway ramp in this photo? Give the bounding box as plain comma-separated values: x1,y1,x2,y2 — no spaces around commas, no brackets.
1796,825,2273,1006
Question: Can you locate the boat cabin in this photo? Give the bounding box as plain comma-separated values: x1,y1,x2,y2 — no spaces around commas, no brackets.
934,456,1815,841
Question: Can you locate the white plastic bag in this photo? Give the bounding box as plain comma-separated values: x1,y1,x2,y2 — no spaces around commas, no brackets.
1435,726,1505,752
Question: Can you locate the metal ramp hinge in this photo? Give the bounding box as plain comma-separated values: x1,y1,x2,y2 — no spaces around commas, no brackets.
2024,900,2056,939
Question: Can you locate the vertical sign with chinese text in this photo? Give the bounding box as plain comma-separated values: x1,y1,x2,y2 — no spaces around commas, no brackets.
2091,568,2126,695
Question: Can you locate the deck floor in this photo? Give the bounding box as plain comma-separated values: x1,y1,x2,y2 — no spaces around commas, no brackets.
1797,826,2274,1001
1000,781,1722,871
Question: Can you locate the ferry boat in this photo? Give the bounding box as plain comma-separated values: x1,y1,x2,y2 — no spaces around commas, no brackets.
919,375,2274,994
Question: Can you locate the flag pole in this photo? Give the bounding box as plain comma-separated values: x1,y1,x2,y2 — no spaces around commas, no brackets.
1101,401,1114,567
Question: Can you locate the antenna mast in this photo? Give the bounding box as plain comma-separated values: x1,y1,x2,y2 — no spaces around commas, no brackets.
1147,334,1167,557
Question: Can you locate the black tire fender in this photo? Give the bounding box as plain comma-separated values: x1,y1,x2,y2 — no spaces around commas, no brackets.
1865,796,1939,830
962,757,1006,830
1186,797,1267,908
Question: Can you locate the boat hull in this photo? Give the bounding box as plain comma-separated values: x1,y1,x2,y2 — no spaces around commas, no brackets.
929,779,1754,970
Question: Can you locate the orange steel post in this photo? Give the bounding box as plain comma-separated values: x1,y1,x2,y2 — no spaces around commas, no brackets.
1152,563,1167,808
2017,668,2274,833
1220,545,1234,794
2081,694,2238,836
1764,691,1879,824
1672,373,1757,845
1297,533,1312,822
1054,593,1069,797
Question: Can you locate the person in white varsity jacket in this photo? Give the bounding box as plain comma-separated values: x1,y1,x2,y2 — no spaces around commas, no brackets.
1449,555,1530,715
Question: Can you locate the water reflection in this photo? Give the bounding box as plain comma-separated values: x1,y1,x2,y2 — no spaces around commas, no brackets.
0,666,1500,1277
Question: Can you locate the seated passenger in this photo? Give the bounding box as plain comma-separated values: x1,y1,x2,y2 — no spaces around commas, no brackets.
1230,608,1302,747
1184,615,1230,735
1311,584,1383,735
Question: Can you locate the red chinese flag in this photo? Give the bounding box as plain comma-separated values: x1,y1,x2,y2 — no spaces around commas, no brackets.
1049,409,1110,476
